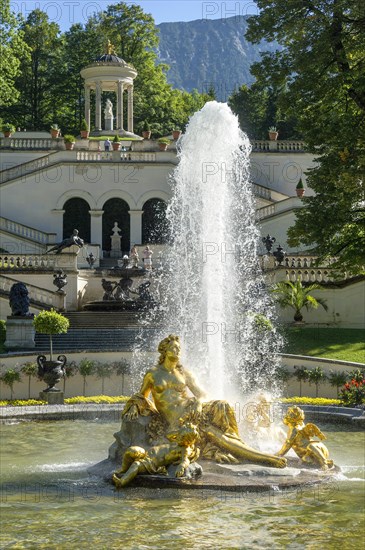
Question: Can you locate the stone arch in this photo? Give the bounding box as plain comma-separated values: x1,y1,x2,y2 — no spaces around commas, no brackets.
102,198,130,253
142,198,169,244
96,190,135,210
136,190,170,210
63,198,91,242
56,190,96,210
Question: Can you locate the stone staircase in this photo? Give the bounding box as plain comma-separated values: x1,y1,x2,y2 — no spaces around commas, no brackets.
34,311,160,352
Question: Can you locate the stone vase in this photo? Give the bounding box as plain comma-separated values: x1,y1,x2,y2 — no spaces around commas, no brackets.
37,354,67,392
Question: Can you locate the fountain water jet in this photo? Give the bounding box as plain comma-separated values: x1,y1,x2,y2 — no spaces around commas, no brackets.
135,101,282,398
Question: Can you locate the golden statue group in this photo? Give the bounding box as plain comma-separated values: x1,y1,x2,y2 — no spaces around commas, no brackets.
111,335,334,488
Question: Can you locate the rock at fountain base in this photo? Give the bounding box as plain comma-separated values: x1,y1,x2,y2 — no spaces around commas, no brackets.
88,457,339,493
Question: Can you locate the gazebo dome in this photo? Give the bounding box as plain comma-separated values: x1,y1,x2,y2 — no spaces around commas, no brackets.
94,53,128,65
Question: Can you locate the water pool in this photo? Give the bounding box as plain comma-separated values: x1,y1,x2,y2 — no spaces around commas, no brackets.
1,420,364,549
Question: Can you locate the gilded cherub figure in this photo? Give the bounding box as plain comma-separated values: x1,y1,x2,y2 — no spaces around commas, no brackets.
112,423,200,488
276,406,334,470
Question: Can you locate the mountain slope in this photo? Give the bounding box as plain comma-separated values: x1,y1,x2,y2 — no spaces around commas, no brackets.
156,16,279,100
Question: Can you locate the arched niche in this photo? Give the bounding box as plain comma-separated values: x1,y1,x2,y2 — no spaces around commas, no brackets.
142,198,168,244
63,198,91,242
102,198,130,253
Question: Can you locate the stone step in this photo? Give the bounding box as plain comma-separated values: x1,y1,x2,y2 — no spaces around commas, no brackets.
65,311,142,328
34,328,159,352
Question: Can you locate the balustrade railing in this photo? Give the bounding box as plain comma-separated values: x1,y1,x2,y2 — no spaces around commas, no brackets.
0,155,51,184
285,269,332,283
0,217,56,244
0,274,63,309
76,151,157,162
251,140,306,152
256,205,275,219
252,184,271,200
0,255,56,270
8,138,54,150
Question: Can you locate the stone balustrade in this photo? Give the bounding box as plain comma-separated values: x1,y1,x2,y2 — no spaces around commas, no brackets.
0,274,64,309
251,140,306,152
256,197,305,220
252,183,271,200
0,253,78,272
75,150,157,162
285,268,333,283
0,155,51,184
0,217,57,245
0,255,56,270
0,137,64,150
261,254,338,283
256,204,276,219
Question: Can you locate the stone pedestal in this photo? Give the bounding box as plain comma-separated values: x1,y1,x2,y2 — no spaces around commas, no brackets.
4,317,35,350
39,391,64,405
110,235,122,258
105,118,113,131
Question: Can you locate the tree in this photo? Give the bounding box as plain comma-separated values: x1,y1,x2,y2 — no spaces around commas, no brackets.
328,370,348,398
293,366,309,397
1,368,21,400
95,362,113,394
63,360,77,394
308,367,327,398
0,0,30,107
271,279,328,322
8,9,63,130
33,309,70,361
21,361,38,399
114,359,131,395
247,0,365,274
78,358,95,396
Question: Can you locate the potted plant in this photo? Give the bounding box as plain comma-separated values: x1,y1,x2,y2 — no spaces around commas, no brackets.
112,134,121,151
64,134,76,150
142,121,151,139
296,177,305,197
158,137,170,151
268,126,279,141
2,123,16,138
80,118,89,139
271,279,328,323
33,309,70,392
172,127,182,140
50,124,60,138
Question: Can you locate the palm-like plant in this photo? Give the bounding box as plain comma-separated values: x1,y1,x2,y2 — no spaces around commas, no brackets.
271,279,328,322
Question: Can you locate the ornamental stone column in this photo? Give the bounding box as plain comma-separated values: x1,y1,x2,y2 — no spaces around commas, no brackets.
117,80,124,131
95,81,102,131
89,209,104,248
128,209,143,245
127,86,134,133
84,85,91,130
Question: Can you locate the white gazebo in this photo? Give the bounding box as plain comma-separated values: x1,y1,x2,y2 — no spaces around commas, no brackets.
80,41,138,136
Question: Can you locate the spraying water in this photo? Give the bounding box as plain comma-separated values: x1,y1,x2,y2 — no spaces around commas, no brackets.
135,101,282,398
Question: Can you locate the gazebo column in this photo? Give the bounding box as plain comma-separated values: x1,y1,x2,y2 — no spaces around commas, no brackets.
129,210,143,245
117,80,124,131
95,81,102,131
127,86,134,133
84,85,91,130
89,210,104,248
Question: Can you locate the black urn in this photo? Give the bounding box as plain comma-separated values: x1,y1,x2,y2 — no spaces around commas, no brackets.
37,354,67,392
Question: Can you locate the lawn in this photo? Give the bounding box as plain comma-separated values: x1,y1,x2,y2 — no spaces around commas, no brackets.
283,327,365,363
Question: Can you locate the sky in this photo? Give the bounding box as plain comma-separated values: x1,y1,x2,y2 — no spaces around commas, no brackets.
10,1,259,31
